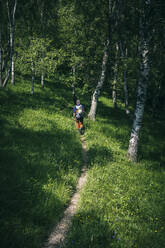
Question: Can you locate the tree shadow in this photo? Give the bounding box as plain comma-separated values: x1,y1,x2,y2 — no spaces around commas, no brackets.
87,144,113,168
64,210,114,248
0,79,73,118
138,118,165,170
97,100,132,123
97,100,165,170
64,206,165,248
0,122,82,248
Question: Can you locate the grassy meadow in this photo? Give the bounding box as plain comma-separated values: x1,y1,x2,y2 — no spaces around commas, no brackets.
0,77,83,248
64,97,165,248
0,78,165,248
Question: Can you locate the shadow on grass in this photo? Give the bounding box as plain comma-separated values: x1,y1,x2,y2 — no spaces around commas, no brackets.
97,100,132,122
0,122,82,248
138,118,165,170
87,144,113,168
0,79,74,117
64,211,113,248
96,100,165,169
0,150,64,248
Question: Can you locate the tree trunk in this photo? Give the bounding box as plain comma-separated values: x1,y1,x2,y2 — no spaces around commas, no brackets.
127,36,149,162
112,61,117,108
2,68,11,88
2,0,17,87
31,62,35,94
112,82,117,108
11,60,15,85
123,70,130,114
11,0,17,85
120,42,130,114
40,1,45,89
88,0,114,120
41,72,44,88
88,40,109,120
112,43,119,108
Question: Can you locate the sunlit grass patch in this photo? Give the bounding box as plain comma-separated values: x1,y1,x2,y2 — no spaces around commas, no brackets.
65,98,165,248
18,108,74,132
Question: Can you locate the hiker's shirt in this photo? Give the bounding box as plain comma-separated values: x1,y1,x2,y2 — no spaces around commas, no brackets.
74,104,84,119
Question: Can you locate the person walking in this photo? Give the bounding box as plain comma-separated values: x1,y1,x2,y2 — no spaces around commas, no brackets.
73,99,84,134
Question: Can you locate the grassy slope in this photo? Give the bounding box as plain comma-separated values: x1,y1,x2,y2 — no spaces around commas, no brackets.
0,77,83,248
64,96,165,248
1,78,165,248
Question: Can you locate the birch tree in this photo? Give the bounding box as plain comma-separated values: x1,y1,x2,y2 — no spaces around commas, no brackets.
112,42,119,108
38,0,45,88
127,1,150,162
88,0,113,120
10,0,17,85
88,39,109,120
2,0,17,87
109,0,123,109
120,41,130,114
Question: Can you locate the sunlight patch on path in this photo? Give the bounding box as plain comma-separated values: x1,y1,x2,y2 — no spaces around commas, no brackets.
43,136,88,248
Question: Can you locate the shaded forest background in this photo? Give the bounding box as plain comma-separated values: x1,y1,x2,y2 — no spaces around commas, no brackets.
1,0,165,110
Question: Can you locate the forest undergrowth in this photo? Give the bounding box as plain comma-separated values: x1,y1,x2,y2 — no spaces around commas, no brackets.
0,78,165,248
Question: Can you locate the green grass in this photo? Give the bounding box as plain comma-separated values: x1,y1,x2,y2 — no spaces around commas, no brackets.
64,96,165,248
0,77,83,248
1,79,165,248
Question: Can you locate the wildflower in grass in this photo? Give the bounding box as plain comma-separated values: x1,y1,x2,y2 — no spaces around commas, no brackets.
155,230,158,232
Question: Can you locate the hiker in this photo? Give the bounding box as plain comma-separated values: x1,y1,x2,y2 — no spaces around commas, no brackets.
73,99,84,134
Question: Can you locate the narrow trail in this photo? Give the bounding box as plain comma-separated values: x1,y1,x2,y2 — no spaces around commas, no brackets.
43,136,88,248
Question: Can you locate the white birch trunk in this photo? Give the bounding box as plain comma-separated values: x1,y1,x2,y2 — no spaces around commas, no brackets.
112,61,117,108
123,70,130,114
11,60,15,85
2,0,11,87
40,2,45,89
127,39,149,162
112,43,119,108
11,0,17,85
41,72,44,88
32,62,35,94
88,40,109,120
120,43,130,114
2,68,11,87
3,0,17,87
